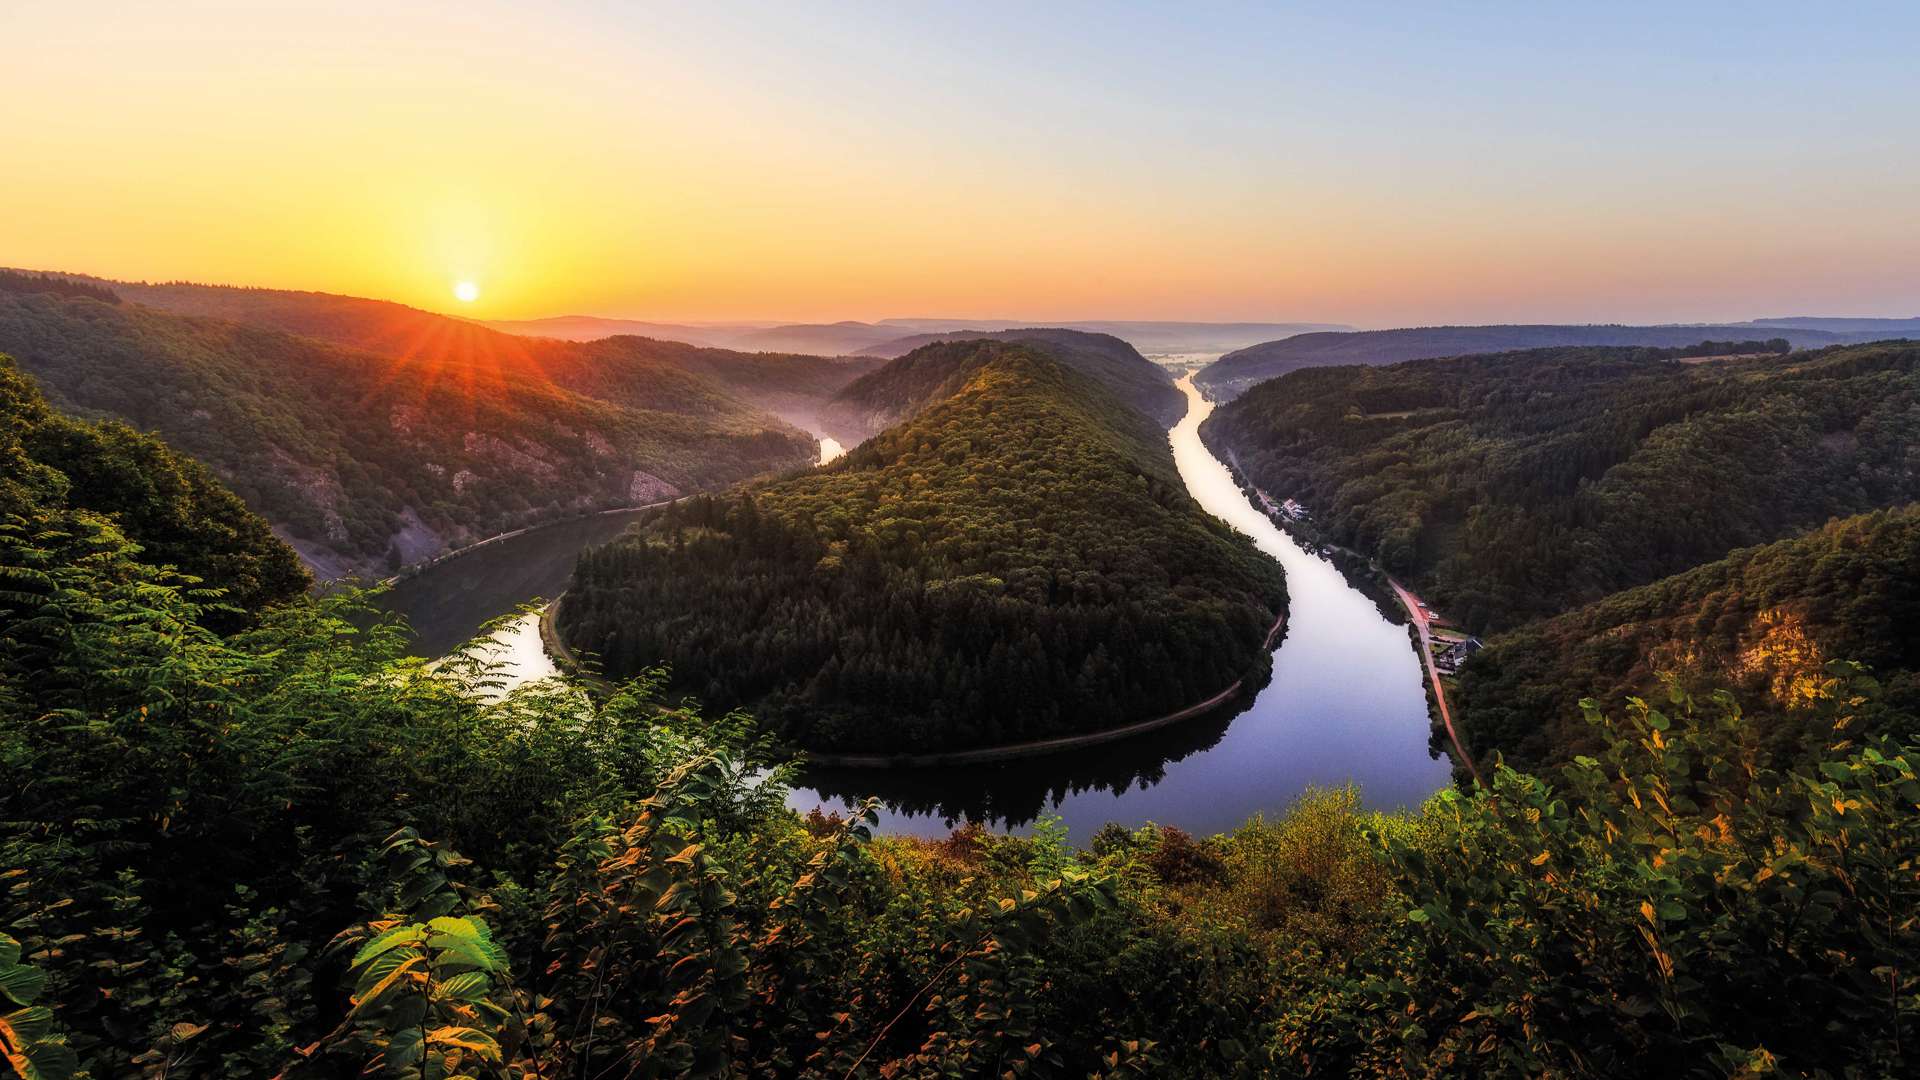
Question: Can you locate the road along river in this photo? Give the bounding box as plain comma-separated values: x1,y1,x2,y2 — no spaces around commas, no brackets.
382,384,1452,841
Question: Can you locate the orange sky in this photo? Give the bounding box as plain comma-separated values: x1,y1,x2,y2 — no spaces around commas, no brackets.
4,2,1916,326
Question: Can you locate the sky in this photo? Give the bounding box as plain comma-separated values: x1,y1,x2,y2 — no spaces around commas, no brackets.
3,1,1916,326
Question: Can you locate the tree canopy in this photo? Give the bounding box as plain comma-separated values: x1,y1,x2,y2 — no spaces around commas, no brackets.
561,343,1285,753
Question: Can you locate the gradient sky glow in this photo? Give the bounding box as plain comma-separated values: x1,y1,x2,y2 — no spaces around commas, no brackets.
4,1,1916,325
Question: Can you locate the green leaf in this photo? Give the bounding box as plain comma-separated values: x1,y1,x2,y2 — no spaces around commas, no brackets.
351,924,426,968
2,1006,54,1044
0,964,47,1007
426,916,480,940
436,972,492,1001
0,936,18,969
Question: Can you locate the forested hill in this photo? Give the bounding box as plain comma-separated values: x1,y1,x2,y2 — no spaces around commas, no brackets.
1194,323,1869,398
820,330,1183,442
560,342,1286,754
0,354,308,621
1200,339,1920,632
0,288,815,577
27,270,880,430
1455,506,1920,773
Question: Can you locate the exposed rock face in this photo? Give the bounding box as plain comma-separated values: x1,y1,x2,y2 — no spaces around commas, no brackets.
267,446,349,543
463,431,558,482
390,404,425,436
451,469,478,494
628,470,680,503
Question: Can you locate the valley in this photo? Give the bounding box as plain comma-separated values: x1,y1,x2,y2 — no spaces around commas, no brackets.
379,373,1451,840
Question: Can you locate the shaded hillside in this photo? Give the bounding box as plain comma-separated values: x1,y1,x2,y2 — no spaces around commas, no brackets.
1201,340,1920,631
0,290,813,577
559,342,1285,754
633,341,883,429
1455,506,1920,772
0,354,307,621
1195,323,1866,398
820,330,1183,441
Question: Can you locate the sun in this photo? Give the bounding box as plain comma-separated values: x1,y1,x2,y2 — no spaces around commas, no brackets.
453,281,480,303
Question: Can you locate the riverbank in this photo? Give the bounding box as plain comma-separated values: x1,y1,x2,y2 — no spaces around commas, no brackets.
1215,455,1481,783
538,589,1285,767
380,500,674,586
801,608,1287,768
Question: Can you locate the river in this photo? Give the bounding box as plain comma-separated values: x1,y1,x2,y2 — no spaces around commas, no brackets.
380,385,1451,840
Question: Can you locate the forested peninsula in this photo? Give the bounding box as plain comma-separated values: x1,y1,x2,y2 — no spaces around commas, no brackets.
559,341,1286,754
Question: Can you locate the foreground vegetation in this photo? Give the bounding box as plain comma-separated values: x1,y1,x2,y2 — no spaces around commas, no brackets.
1202,340,1920,633
1457,505,1920,774
560,342,1285,754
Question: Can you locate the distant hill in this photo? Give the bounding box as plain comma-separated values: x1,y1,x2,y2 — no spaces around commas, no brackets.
559,341,1285,754
1193,323,1873,398
1201,339,1920,632
1455,506,1920,773
728,321,908,355
0,288,816,577
478,309,1348,360
477,315,761,346
820,329,1183,442
866,320,1350,359
1740,316,1920,334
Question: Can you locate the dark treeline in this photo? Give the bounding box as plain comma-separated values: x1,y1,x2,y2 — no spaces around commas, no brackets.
561,342,1285,753
1456,505,1920,773
0,268,119,304
5,370,1917,1077
1202,340,1920,633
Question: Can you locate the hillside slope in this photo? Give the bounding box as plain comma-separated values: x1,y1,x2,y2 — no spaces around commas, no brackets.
559,342,1285,753
820,329,1183,441
1194,323,1869,398
0,288,814,576
0,354,308,620
43,272,878,426
1455,506,1920,771
1201,340,1920,632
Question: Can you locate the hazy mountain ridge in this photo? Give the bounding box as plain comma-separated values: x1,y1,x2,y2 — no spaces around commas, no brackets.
1194,322,1893,398
819,329,1183,443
